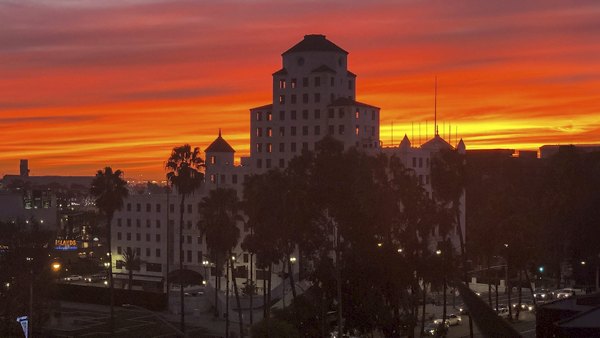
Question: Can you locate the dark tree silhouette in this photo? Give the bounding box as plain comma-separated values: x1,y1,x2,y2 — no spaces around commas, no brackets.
90,167,128,335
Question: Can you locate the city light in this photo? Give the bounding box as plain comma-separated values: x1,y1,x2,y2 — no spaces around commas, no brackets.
52,262,62,272
581,261,586,265
397,248,403,253
436,250,442,255
377,243,383,247
290,256,297,263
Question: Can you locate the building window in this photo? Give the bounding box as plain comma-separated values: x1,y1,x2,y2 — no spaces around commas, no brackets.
302,77,308,87
266,159,271,169
136,219,141,228
412,157,417,167
371,110,376,121
198,251,203,263
267,127,272,137
339,125,345,135
279,79,286,89
419,158,423,168
267,143,272,153
315,126,320,135
371,126,375,136
314,93,320,103
257,159,262,168
187,235,192,244
187,220,192,229
127,203,131,212
156,220,161,228
146,248,150,257
146,203,151,212
256,111,262,121
279,127,285,136
256,143,262,152
197,236,202,244
135,233,140,241
328,125,334,135
348,80,353,89
279,159,285,168
355,111,360,119
302,126,308,136
315,109,321,119
315,76,321,87
117,232,122,240
279,111,285,120
170,204,175,213
267,112,272,121
330,77,335,86
232,175,238,184
156,234,161,242
156,204,161,213
279,95,285,104
426,175,430,184
136,204,141,212
355,126,360,136
127,219,131,227
156,249,161,258
291,95,296,104
303,93,308,103
339,108,345,118
302,110,308,120
146,219,151,228
291,126,297,136
117,247,122,255
302,142,308,151
279,143,285,152
210,174,216,183
187,250,192,263
330,93,335,103
256,128,262,137
328,108,334,118
117,218,122,227
291,78,297,88
291,143,297,152
116,260,124,269
291,110,297,120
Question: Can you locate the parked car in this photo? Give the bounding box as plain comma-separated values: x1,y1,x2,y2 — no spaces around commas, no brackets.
433,314,462,326
496,306,510,318
458,306,469,315
424,322,449,336
64,275,83,282
555,288,576,299
534,289,551,300
84,274,107,283
511,302,534,311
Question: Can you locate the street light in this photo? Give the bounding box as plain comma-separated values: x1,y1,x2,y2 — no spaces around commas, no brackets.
581,261,587,265
52,262,62,272
436,249,442,256
289,256,297,263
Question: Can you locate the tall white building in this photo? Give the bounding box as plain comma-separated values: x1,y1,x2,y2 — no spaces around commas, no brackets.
111,34,465,292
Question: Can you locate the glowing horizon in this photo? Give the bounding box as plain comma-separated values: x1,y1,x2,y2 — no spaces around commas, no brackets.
1,1,599,180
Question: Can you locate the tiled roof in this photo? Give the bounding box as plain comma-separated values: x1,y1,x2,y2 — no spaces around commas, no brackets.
205,130,235,153
283,34,348,55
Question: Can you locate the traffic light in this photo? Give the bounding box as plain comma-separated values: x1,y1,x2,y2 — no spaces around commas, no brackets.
538,266,545,273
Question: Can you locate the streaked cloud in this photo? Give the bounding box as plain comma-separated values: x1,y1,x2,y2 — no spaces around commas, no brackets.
0,0,599,179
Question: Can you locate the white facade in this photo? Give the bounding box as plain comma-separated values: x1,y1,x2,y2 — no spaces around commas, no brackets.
111,34,466,291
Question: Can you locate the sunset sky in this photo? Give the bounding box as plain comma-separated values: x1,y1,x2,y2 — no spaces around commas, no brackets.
1,0,599,180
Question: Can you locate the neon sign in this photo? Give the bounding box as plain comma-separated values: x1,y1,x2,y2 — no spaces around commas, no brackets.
54,239,77,251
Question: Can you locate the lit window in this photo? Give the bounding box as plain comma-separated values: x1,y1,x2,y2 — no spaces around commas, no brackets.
355,111,360,119
267,143,272,153
210,174,216,183
256,128,262,137
267,112,272,121
279,95,285,104
267,128,272,137
355,126,359,136
279,79,286,89
210,156,216,164
291,78,297,88
256,111,262,121
256,143,262,152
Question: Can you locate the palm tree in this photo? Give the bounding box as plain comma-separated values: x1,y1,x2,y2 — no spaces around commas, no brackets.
200,188,243,337
90,167,128,335
165,144,204,333
122,247,141,291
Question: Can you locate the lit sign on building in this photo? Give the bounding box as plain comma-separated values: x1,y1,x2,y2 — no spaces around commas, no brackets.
54,239,77,251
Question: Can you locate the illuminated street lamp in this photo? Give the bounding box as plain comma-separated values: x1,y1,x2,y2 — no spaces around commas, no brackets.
377,243,383,248
436,249,442,256
289,256,297,263
581,261,587,265
51,262,62,272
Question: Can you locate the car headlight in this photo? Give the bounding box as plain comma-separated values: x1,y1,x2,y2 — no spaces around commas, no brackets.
541,294,546,298
528,306,533,311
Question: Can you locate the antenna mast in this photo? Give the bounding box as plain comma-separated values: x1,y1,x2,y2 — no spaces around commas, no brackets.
434,76,438,136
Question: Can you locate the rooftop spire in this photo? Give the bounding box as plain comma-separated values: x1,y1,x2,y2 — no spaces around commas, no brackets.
434,76,438,136
219,128,222,137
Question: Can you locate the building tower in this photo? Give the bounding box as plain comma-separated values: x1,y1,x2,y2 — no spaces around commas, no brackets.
20,159,29,177
204,129,236,188
249,34,381,173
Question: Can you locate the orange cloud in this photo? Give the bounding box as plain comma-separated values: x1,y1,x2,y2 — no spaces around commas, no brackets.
0,0,599,179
